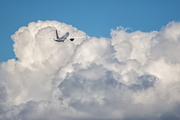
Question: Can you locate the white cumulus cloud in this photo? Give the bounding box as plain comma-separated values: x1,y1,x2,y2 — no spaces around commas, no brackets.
0,20,180,120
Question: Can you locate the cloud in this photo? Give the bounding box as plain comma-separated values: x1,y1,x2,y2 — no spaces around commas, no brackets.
0,20,180,120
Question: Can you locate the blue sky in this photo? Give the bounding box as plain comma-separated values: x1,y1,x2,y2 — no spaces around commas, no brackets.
0,0,180,62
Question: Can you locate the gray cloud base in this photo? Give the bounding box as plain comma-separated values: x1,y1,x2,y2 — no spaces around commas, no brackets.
0,20,180,120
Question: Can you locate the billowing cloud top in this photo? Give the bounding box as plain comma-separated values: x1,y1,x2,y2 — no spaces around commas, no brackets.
0,20,180,120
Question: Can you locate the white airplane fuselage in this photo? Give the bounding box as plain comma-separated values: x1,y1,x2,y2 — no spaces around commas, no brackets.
53,32,70,42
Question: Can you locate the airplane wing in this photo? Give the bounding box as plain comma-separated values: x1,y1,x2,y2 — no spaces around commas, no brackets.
67,36,87,41
36,35,56,40
70,36,87,38
68,36,87,39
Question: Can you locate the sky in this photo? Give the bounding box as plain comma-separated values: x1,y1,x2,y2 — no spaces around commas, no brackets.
1,1,180,120
1,0,180,62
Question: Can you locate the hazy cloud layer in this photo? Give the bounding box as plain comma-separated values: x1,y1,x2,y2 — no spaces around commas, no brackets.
0,20,180,120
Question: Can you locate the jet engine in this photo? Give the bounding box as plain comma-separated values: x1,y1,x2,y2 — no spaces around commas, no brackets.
70,38,74,41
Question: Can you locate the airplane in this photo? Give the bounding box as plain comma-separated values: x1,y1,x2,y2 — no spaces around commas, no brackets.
37,30,86,42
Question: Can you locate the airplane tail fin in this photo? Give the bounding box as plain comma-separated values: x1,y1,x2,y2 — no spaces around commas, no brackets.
56,30,59,39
